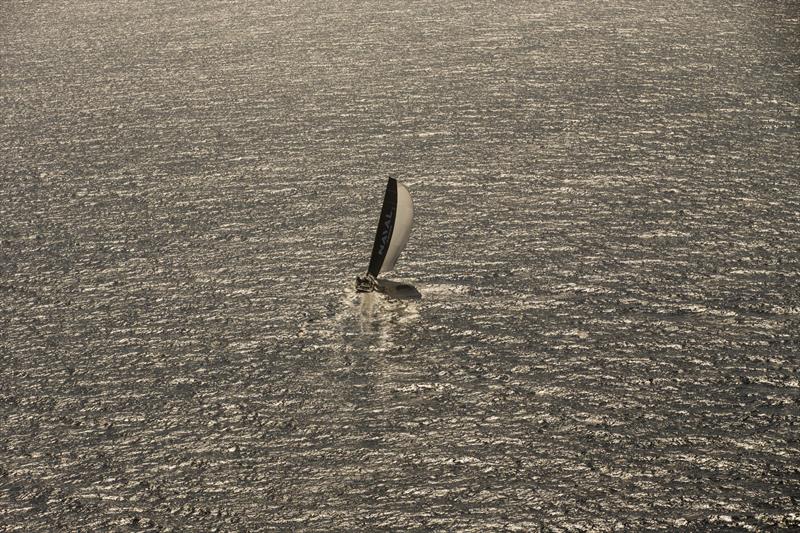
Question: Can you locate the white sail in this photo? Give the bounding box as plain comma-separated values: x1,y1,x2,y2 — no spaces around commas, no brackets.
380,180,413,273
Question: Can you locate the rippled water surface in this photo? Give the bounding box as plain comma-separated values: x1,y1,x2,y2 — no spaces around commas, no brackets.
2,1,799,530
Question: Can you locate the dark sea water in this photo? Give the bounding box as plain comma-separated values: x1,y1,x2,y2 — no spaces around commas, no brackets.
2,1,799,530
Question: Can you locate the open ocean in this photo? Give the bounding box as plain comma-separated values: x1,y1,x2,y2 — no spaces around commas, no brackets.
2,1,799,530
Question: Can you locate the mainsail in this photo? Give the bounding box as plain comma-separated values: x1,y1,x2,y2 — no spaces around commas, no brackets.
367,178,413,277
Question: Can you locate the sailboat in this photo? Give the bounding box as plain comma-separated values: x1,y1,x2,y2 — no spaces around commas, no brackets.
356,178,420,299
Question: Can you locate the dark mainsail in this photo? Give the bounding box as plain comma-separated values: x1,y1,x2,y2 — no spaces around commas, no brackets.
367,178,398,276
